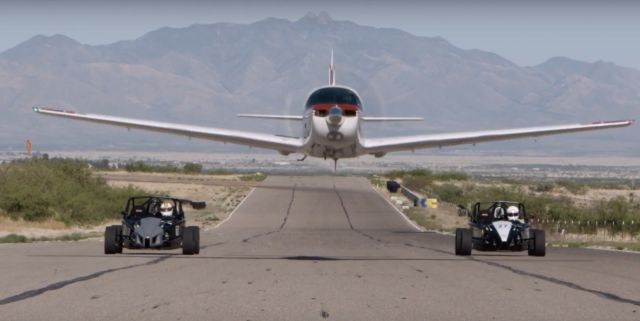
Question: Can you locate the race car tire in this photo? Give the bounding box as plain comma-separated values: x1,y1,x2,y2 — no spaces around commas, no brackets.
193,226,200,254
528,229,546,257
115,225,123,253
455,228,472,256
182,226,198,255
104,225,122,254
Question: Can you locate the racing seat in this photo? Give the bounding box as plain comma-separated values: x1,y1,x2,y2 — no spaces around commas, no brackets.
131,205,146,217
477,211,493,224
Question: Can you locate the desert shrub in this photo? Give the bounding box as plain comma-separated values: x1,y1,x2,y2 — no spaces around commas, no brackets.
385,169,468,192
124,161,179,173
556,180,588,195
531,183,555,193
432,184,466,204
0,158,145,225
183,162,203,174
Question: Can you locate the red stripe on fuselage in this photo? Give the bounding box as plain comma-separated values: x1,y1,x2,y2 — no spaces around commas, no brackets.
310,103,360,111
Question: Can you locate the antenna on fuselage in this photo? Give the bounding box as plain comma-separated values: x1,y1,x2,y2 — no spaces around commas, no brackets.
329,49,336,86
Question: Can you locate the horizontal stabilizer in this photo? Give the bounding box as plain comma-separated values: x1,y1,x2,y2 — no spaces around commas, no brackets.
237,114,304,120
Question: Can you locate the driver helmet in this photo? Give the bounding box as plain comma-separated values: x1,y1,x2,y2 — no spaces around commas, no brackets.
160,201,174,217
506,206,520,221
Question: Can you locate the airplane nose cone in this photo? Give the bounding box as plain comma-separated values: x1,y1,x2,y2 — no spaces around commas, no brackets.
327,105,343,125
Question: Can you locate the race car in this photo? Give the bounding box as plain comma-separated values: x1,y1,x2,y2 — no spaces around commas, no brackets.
455,201,545,256
104,196,206,255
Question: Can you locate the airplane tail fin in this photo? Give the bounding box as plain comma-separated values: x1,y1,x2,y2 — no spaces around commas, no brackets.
329,50,336,86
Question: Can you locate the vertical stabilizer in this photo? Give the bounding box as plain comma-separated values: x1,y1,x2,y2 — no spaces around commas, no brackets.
329,50,336,86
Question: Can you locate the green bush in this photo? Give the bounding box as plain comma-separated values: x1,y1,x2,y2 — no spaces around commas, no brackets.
239,173,267,182
125,161,206,174
0,234,29,243
183,162,203,174
0,158,146,225
403,175,434,191
531,183,555,193
556,180,588,195
385,168,468,192
124,161,179,173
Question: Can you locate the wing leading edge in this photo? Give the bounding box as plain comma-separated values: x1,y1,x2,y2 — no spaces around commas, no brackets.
361,120,634,156
237,114,304,120
33,107,305,155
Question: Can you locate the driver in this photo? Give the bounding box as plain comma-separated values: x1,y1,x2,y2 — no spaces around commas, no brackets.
506,206,520,222
160,200,175,218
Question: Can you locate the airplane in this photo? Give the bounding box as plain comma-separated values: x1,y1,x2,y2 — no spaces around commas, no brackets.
34,51,634,169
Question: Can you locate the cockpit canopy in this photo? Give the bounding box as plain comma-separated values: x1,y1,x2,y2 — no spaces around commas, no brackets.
305,87,362,111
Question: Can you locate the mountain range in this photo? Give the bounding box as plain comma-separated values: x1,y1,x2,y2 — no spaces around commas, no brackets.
1,12,638,155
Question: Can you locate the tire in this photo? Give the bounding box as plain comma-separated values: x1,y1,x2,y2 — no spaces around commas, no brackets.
104,225,122,254
182,226,199,255
193,227,200,254
455,228,472,256
528,229,546,257
115,226,123,253
455,228,462,255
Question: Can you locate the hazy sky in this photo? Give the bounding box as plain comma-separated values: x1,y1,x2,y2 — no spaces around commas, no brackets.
1,0,639,69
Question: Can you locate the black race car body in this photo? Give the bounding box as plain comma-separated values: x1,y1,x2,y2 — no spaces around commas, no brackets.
104,196,205,255
469,217,530,251
124,215,183,249
455,201,545,256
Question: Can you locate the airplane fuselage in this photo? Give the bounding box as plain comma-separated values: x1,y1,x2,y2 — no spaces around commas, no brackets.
301,85,362,159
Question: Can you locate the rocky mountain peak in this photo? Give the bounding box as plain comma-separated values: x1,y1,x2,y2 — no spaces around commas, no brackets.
298,11,334,24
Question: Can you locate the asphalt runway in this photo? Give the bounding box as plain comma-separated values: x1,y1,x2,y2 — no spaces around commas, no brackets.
1,176,639,321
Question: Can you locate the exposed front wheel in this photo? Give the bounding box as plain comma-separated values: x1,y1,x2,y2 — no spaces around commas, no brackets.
182,226,200,255
455,228,472,256
104,225,122,254
528,229,546,257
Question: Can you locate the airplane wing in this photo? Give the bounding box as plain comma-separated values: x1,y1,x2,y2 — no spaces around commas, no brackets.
33,107,305,154
237,114,304,120
361,120,634,156
361,117,423,121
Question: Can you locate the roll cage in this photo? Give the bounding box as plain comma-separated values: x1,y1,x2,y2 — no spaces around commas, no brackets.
122,196,206,220
469,201,529,225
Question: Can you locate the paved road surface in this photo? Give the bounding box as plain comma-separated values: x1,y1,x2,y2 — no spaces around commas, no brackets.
1,176,639,321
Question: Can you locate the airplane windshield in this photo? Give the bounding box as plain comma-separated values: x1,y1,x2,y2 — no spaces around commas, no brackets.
305,87,362,110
